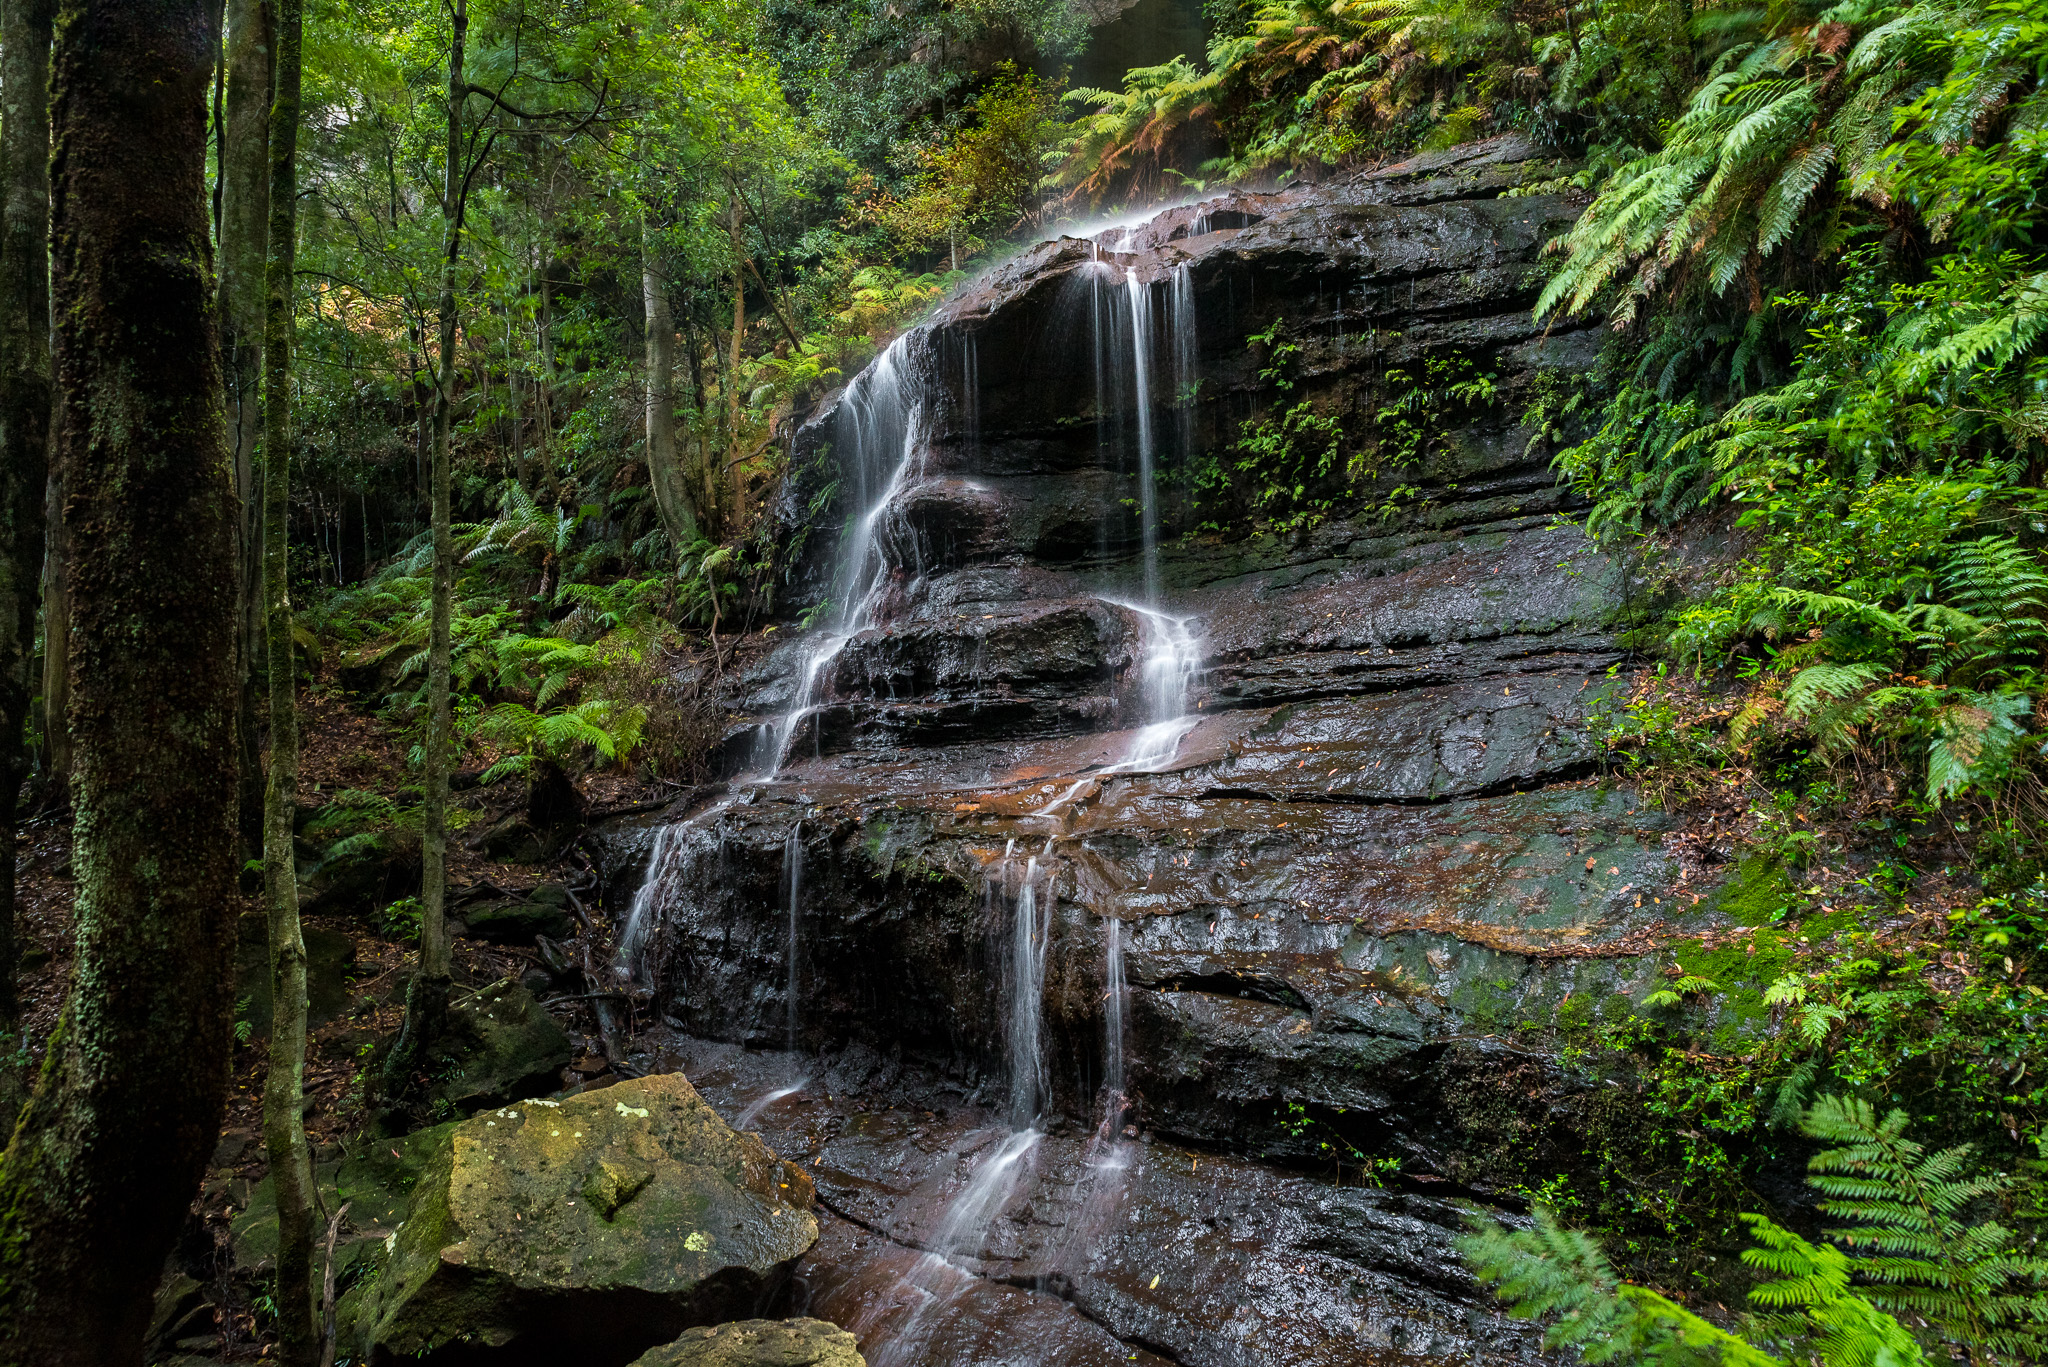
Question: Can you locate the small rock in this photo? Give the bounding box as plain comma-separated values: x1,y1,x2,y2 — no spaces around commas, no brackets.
631,1318,865,1367
425,977,574,1114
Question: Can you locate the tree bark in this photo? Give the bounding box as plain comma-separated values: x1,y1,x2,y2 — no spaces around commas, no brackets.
219,0,270,866
383,0,462,1113
0,0,53,1133
36,467,65,801
0,3,237,1363
641,211,698,554
261,0,315,1358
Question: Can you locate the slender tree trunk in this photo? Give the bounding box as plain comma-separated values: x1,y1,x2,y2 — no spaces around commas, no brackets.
260,0,314,1358
726,197,745,484
384,0,462,1114
0,3,238,1362
641,211,697,554
0,0,53,1133
219,0,270,869
505,313,526,490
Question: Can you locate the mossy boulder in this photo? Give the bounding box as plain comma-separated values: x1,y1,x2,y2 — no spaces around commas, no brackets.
350,1073,819,1363
630,1319,864,1367
427,977,573,1114
459,902,577,945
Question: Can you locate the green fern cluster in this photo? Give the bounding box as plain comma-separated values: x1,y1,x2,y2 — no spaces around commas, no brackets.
1539,0,1981,325
1801,1095,2048,1363
1461,1097,2048,1366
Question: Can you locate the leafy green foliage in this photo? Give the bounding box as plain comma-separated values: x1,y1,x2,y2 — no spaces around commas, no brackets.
1799,1096,2048,1362
1463,1097,2048,1366
1461,1205,1788,1365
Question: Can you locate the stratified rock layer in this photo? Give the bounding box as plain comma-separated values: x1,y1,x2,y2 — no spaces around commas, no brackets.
351,1074,818,1364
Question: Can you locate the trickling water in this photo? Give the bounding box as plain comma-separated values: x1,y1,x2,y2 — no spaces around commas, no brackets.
863,1127,1044,1367
783,824,804,1053
1125,269,1160,605
1103,916,1126,1109
1168,263,1199,468
620,333,937,973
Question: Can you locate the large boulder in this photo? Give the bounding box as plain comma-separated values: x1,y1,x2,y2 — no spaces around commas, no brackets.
630,1319,864,1367
350,1073,820,1363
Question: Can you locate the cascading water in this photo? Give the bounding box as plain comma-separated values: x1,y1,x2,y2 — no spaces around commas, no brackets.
761,336,932,775
626,209,1219,1358
1124,269,1161,605
617,331,936,970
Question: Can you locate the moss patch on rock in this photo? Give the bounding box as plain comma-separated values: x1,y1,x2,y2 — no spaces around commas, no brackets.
350,1073,819,1363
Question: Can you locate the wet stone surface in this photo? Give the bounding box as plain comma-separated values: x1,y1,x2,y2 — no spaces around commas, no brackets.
596,135,1740,1365
671,1041,1547,1367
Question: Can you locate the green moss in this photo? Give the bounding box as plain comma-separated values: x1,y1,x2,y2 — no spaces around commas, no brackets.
1713,856,1794,927
1674,932,1792,1051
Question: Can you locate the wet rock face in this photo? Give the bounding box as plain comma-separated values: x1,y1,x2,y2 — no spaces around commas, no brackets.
602,135,1728,1215
350,1074,818,1364
675,1041,1548,1367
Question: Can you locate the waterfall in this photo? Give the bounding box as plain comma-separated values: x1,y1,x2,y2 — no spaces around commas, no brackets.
618,332,934,973
862,1127,1043,1367
1104,916,1125,1112
1168,263,1198,470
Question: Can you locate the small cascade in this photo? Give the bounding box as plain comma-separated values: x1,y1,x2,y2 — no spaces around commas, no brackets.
861,1128,1044,1367
1168,263,1199,467
762,335,932,774
1004,841,1058,1128
1103,916,1126,1117
618,332,937,975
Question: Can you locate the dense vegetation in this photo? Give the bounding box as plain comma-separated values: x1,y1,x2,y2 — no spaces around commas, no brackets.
0,0,2045,1359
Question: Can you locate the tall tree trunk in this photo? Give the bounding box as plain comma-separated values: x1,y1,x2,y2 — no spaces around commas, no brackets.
384,0,462,1115
0,3,237,1362
641,212,697,555
0,0,52,1133
261,0,314,1358
505,312,526,490
219,0,270,867
726,196,745,493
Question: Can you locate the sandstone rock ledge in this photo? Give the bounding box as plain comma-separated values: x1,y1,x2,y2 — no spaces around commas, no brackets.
349,1073,819,1364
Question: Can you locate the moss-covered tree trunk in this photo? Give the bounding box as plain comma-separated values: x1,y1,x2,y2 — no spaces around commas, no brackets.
0,0,53,1133
641,210,698,555
260,0,314,1358
0,2,238,1362
219,0,270,866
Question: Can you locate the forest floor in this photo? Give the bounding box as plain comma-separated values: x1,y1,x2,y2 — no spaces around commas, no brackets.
13,675,670,1362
